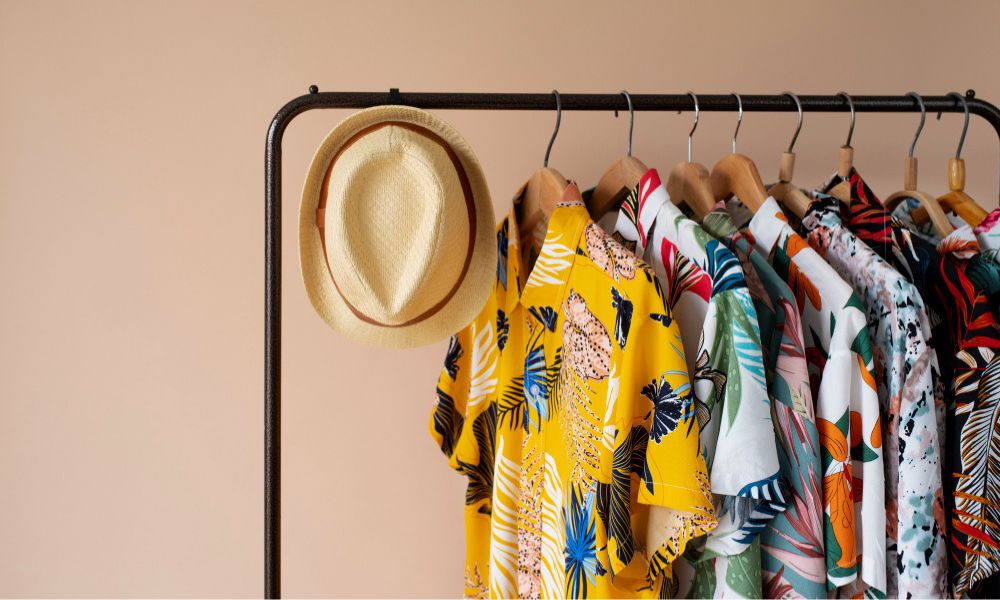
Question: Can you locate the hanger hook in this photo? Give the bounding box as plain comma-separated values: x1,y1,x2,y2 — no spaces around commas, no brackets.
543,90,561,168
944,91,970,160
620,90,635,157
782,91,803,153
837,91,855,147
686,91,699,162
731,93,743,154
905,92,925,159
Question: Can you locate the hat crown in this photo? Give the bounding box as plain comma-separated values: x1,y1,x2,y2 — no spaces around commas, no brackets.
325,124,470,325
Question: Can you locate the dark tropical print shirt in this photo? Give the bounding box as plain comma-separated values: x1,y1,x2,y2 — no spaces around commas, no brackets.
824,169,1000,596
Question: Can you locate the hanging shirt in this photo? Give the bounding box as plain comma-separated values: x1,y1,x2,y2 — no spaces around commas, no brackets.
975,207,1000,264
729,196,887,595
429,183,716,599
889,200,1000,312
591,170,783,599
890,199,1000,267
797,192,947,598
937,225,1000,316
824,169,1000,597
701,203,827,600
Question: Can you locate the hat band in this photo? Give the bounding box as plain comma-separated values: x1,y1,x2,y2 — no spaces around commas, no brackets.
316,120,477,328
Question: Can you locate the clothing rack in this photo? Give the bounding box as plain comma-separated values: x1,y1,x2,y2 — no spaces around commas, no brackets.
263,88,1000,598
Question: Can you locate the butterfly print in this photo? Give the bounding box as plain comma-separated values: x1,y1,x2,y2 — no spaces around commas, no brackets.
584,222,637,282
610,288,633,350
641,374,694,443
562,290,612,381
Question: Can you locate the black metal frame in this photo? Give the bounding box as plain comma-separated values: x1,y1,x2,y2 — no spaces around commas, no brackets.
264,87,1000,598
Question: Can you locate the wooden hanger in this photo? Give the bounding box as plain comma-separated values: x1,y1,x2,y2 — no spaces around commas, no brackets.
588,91,649,220
935,157,989,225
667,92,717,221
766,93,812,219
513,91,568,249
710,94,768,212
883,92,953,238
925,93,988,227
825,92,855,204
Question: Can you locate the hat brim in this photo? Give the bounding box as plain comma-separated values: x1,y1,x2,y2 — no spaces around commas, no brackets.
299,105,497,349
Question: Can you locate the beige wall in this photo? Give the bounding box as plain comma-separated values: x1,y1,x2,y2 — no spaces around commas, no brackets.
2,1,999,597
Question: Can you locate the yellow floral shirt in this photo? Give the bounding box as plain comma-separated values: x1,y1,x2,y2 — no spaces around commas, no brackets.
430,184,716,599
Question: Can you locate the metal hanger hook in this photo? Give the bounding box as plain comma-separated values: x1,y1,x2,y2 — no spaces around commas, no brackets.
837,91,855,147
731,93,743,154
686,91,699,162
905,92,925,159
782,91,803,153
543,90,561,168
620,90,635,157
938,91,970,160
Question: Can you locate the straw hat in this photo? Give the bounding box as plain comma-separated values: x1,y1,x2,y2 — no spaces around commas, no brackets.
299,105,496,348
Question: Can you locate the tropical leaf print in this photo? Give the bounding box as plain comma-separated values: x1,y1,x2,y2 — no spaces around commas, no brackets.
432,386,464,458
725,541,762,596
456,404,497,512
468,322,498,412
444,335,463,380
496,379,524,432
660,236,710,308
771,234,822,313
817,412,857,577
562,290,612,381
525,232,575,289
702,239,747,296
523,345,549,433
464,563,489,599
561,369,602,485
584,222,637,282
762,566,795,599
564,483,601,598
953,349,1000,594
496,219,509,290
642,373,695,443
540,453,567,599
487,436,520,598
730,302,767,387
646,470,716,583
610,288,633,350
528,305,558,332
496,309,509,352
602,364,620,451
516,443,543,598
691,349,722,427
596,426,647,569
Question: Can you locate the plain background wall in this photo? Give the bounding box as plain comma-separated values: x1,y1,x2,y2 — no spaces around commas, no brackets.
2,1,999,597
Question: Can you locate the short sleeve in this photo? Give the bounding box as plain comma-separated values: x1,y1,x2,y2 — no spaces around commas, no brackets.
618,275,717,582
429,328,473,472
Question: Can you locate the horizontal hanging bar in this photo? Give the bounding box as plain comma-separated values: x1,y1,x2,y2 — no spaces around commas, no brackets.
268,88,1000,141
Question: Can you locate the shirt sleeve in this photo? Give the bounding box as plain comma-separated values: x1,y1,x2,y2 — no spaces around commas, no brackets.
618,273,718,583
699,286,786,556
428,309,499,477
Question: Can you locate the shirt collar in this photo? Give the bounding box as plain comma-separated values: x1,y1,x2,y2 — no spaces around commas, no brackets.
938,224,983,261
611,168,668,256
505,182,589,311
746,196,790,255
801,190,847,231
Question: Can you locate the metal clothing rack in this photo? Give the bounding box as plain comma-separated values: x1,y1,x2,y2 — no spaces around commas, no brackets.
263,87,1000,598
